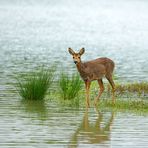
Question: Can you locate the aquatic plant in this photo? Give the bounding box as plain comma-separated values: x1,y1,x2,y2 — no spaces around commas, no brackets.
108,82,148,96
59,73,82,100
16,67,55,100
98,98,148,113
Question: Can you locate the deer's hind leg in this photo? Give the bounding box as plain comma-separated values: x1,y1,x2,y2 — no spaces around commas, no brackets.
94,79,104,106
106,74,115,104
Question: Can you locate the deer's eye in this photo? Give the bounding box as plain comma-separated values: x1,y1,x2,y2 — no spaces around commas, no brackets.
78,57,80,59
73,57,74,59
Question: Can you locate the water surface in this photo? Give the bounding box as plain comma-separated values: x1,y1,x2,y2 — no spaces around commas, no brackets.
0,98,148,148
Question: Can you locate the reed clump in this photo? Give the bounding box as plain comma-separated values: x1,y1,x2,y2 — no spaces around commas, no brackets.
59,73,82,100
16,67,55,100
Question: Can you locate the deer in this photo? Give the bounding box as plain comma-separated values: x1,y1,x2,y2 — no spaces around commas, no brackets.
68,47,115,107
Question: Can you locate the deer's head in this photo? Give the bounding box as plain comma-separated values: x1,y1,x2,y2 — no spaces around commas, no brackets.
68,48,85,64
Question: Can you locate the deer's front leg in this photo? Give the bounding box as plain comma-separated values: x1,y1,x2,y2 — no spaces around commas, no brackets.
85,80,91,108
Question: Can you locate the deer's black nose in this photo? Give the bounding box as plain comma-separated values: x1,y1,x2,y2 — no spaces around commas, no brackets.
74,61,77,64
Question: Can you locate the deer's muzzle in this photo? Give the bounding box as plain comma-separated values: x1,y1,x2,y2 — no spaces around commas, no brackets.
74,61,78,64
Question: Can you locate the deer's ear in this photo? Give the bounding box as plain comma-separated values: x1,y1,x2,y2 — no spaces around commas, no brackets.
79,48,85,55
68,48,75,55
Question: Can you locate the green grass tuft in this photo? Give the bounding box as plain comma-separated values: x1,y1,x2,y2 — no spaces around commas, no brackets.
16,67,55,100
59,73,82,100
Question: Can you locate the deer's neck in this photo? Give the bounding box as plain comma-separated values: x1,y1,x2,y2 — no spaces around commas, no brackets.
76,62,89,81
76,62,85,73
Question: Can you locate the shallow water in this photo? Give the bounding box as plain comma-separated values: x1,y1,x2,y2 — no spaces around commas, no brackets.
0,0,148,147
0,98,148,148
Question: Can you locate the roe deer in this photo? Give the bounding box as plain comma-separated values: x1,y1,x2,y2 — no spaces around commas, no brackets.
68,47,115,107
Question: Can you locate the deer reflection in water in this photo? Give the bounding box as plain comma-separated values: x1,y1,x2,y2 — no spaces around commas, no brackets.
69,110,114,147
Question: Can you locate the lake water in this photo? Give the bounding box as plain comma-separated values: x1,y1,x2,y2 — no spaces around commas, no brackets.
0,99,148,148
0,0,148,147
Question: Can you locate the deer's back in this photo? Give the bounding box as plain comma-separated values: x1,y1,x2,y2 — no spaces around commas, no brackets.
81,57,115,80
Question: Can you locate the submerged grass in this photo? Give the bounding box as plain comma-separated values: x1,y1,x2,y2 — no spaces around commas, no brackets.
57,79,148,111
108,82,148,96
16,66,55,100
59,73,82,101
98,98,148,113
91,81,148,113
